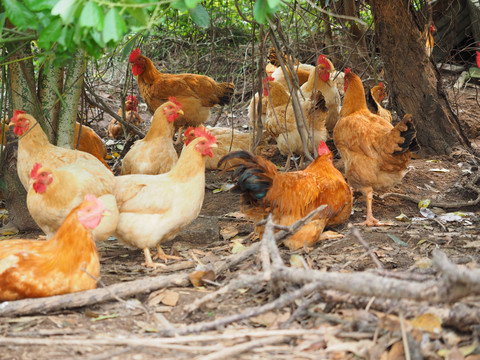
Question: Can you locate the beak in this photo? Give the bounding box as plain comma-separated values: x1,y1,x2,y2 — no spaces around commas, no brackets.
178,110,184,116
102,209,112,217
29,178,35,185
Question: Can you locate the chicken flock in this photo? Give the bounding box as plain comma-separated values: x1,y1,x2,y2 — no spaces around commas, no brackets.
1,47,421,300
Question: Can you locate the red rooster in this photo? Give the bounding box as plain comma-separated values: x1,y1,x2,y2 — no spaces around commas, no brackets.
218,142,353,250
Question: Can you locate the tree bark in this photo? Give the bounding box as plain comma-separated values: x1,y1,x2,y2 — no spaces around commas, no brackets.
57,49,86,148
38,61,63,143
370,0,470,155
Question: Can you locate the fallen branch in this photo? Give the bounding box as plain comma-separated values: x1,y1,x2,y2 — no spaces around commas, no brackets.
0,241,260,317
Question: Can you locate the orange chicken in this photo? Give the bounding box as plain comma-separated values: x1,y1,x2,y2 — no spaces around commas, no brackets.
367,82,392,123
74,122,110,170
218,142,353,250
0,195,107,301
424,23,436,57
108,95,144,139
120,98,183,175
113,127,217,268
333,69,419,226
10,111,113,191
129,48,235,136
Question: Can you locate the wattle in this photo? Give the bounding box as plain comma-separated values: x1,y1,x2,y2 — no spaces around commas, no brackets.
13,126,26,136
132,63,143,76
32,182,46,194
321,72,330,82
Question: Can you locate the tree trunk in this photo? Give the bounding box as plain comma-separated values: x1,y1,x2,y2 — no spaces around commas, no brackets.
343,0,369,66
2,131,40,231
5,41,41,231
370,0,470,155
57,49,86,148
38,62,63,143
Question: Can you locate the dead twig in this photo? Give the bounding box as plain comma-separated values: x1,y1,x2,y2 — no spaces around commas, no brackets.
348,224,384,270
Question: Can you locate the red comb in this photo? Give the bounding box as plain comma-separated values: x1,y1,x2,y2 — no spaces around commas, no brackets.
344,68,351,75
127,95,137,102
317,55,331,69
30,162,42,179
11,110,26,123
317,141,330,156
129,48,141,63
184,126,195,136
168,96,182,109
379,82,384,88
194,127,216,144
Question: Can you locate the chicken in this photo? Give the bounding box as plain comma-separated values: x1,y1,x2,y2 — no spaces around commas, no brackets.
271,63,313,90
0,195,107,301
300,55,341,131
108,95,144,139
9,110,112,191
424,22,436,57
74,122,110,170
264,77,328,168
121,98,183,175
113,127,217,268
217,141,353,250
248,77,276,128
129,48,235,135
184,125,255,170
27,160,118,242
366,82,392,123
333,69,419,226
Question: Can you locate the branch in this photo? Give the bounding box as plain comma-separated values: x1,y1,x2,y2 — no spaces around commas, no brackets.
83,82,145,138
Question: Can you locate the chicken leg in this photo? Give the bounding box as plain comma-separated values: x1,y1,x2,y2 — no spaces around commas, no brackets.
142,248,166,269
154,244,181,263
358,189,393,226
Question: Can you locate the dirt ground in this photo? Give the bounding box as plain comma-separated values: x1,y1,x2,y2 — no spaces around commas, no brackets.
1,75,480,360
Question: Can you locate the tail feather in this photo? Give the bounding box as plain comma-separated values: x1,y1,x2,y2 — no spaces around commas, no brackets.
218,150,277,206
366,90,379,114
267,47,279,66
218,82,236,106
392,114,420,154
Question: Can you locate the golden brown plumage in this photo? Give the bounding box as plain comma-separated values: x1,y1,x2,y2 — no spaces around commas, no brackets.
424,23,436,57
129,48,235,132
0,195,106,301
74,122,109,169
120,99,183,175
218,142,353,250
367,82,392,123
334,69,419,226
108,95,144,139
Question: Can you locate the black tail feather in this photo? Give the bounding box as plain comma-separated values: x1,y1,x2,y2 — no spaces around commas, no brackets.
393,114,420,154
218,83,236,106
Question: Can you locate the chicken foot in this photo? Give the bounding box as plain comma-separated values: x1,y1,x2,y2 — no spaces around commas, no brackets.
154,244,182,263
358,189,394,226
142,248,167,269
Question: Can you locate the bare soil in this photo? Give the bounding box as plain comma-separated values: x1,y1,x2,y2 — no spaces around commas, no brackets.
1,76,480,360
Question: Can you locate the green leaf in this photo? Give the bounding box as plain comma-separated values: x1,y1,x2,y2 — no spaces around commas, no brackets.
103,8,127,44
126,8,149,26
170,1,188,11
253,0,269,24
3,0,36,29
121,40,136,60
79,2,104,31
185,0,201,8
188,5,210,28
37,17,63,48
387,234,408,247
24,0,57,11
52,0,79,24
267,0,281,8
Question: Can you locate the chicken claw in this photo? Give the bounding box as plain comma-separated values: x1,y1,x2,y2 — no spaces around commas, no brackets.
319,230,344,240
142,248,167,269
154,245,181,263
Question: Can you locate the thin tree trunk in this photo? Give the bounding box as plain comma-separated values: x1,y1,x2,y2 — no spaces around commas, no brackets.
38,62,63,143
5,40,41,231
57,49,86,148
370,0,470,155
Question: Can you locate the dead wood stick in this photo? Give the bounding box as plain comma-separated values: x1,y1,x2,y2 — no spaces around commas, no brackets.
83,82,145,138
159,281,323,337
0,242,260,317
379,191,480,209
196,336,287,360
0,329,328,345
349,224,384,270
